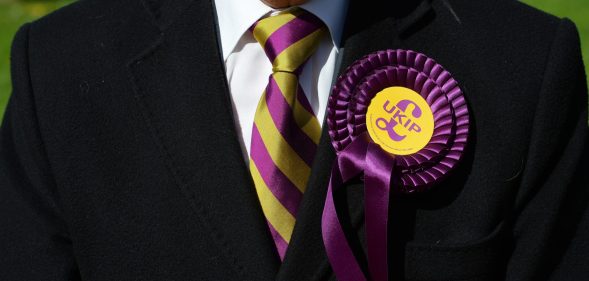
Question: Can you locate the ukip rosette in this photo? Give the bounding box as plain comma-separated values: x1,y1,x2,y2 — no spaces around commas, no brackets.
321,49,470,281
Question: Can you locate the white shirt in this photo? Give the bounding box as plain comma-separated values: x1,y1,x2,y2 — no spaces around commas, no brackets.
213,0,349,158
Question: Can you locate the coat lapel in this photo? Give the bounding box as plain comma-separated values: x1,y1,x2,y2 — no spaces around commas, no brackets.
277,1,435,280
125,0,436,279
126,0,279,279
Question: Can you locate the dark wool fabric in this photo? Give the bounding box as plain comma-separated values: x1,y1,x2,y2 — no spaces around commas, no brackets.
1,0,588,280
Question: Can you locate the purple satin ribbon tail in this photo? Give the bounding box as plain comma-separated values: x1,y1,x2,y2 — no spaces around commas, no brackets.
322,137,369,281
365,142,395,281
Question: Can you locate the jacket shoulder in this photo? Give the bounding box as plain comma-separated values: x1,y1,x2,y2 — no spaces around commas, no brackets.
451,0,562,21
29,0,152,37
18,0,160,87
446,0,581,85
24,0,158,63
449,0,564,36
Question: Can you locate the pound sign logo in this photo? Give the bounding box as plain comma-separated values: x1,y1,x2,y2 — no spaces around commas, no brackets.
375,99,423,142
366,87,434,155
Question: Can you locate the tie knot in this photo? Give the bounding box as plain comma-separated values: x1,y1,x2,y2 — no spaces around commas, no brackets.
251,8,326,74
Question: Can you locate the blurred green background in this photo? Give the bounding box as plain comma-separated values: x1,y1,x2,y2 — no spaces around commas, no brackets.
0,0,588,121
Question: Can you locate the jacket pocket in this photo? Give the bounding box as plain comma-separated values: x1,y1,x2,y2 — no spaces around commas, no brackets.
404,223,509,281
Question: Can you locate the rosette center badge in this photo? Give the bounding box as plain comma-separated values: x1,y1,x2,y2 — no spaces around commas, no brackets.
367,87,434,155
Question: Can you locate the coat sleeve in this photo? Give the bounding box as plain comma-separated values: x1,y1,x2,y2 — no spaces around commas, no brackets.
505,18,589,281
0,24,79,281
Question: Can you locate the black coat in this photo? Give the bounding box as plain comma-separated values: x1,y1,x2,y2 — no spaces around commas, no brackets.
1,0,588,280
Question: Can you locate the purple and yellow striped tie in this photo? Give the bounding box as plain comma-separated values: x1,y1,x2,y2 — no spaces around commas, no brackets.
249,8,326,260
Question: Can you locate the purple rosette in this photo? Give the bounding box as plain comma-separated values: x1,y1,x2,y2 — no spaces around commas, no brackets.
321,50,469,281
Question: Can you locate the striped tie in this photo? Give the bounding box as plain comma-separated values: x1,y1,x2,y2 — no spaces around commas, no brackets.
249,8,325,260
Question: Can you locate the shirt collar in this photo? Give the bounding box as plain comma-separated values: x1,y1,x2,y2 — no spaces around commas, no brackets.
214,0,348,61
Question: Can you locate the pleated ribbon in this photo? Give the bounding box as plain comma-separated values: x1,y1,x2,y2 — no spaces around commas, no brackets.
321,49,470,281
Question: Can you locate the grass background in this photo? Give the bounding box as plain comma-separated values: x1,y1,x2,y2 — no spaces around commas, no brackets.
0,0,588,121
